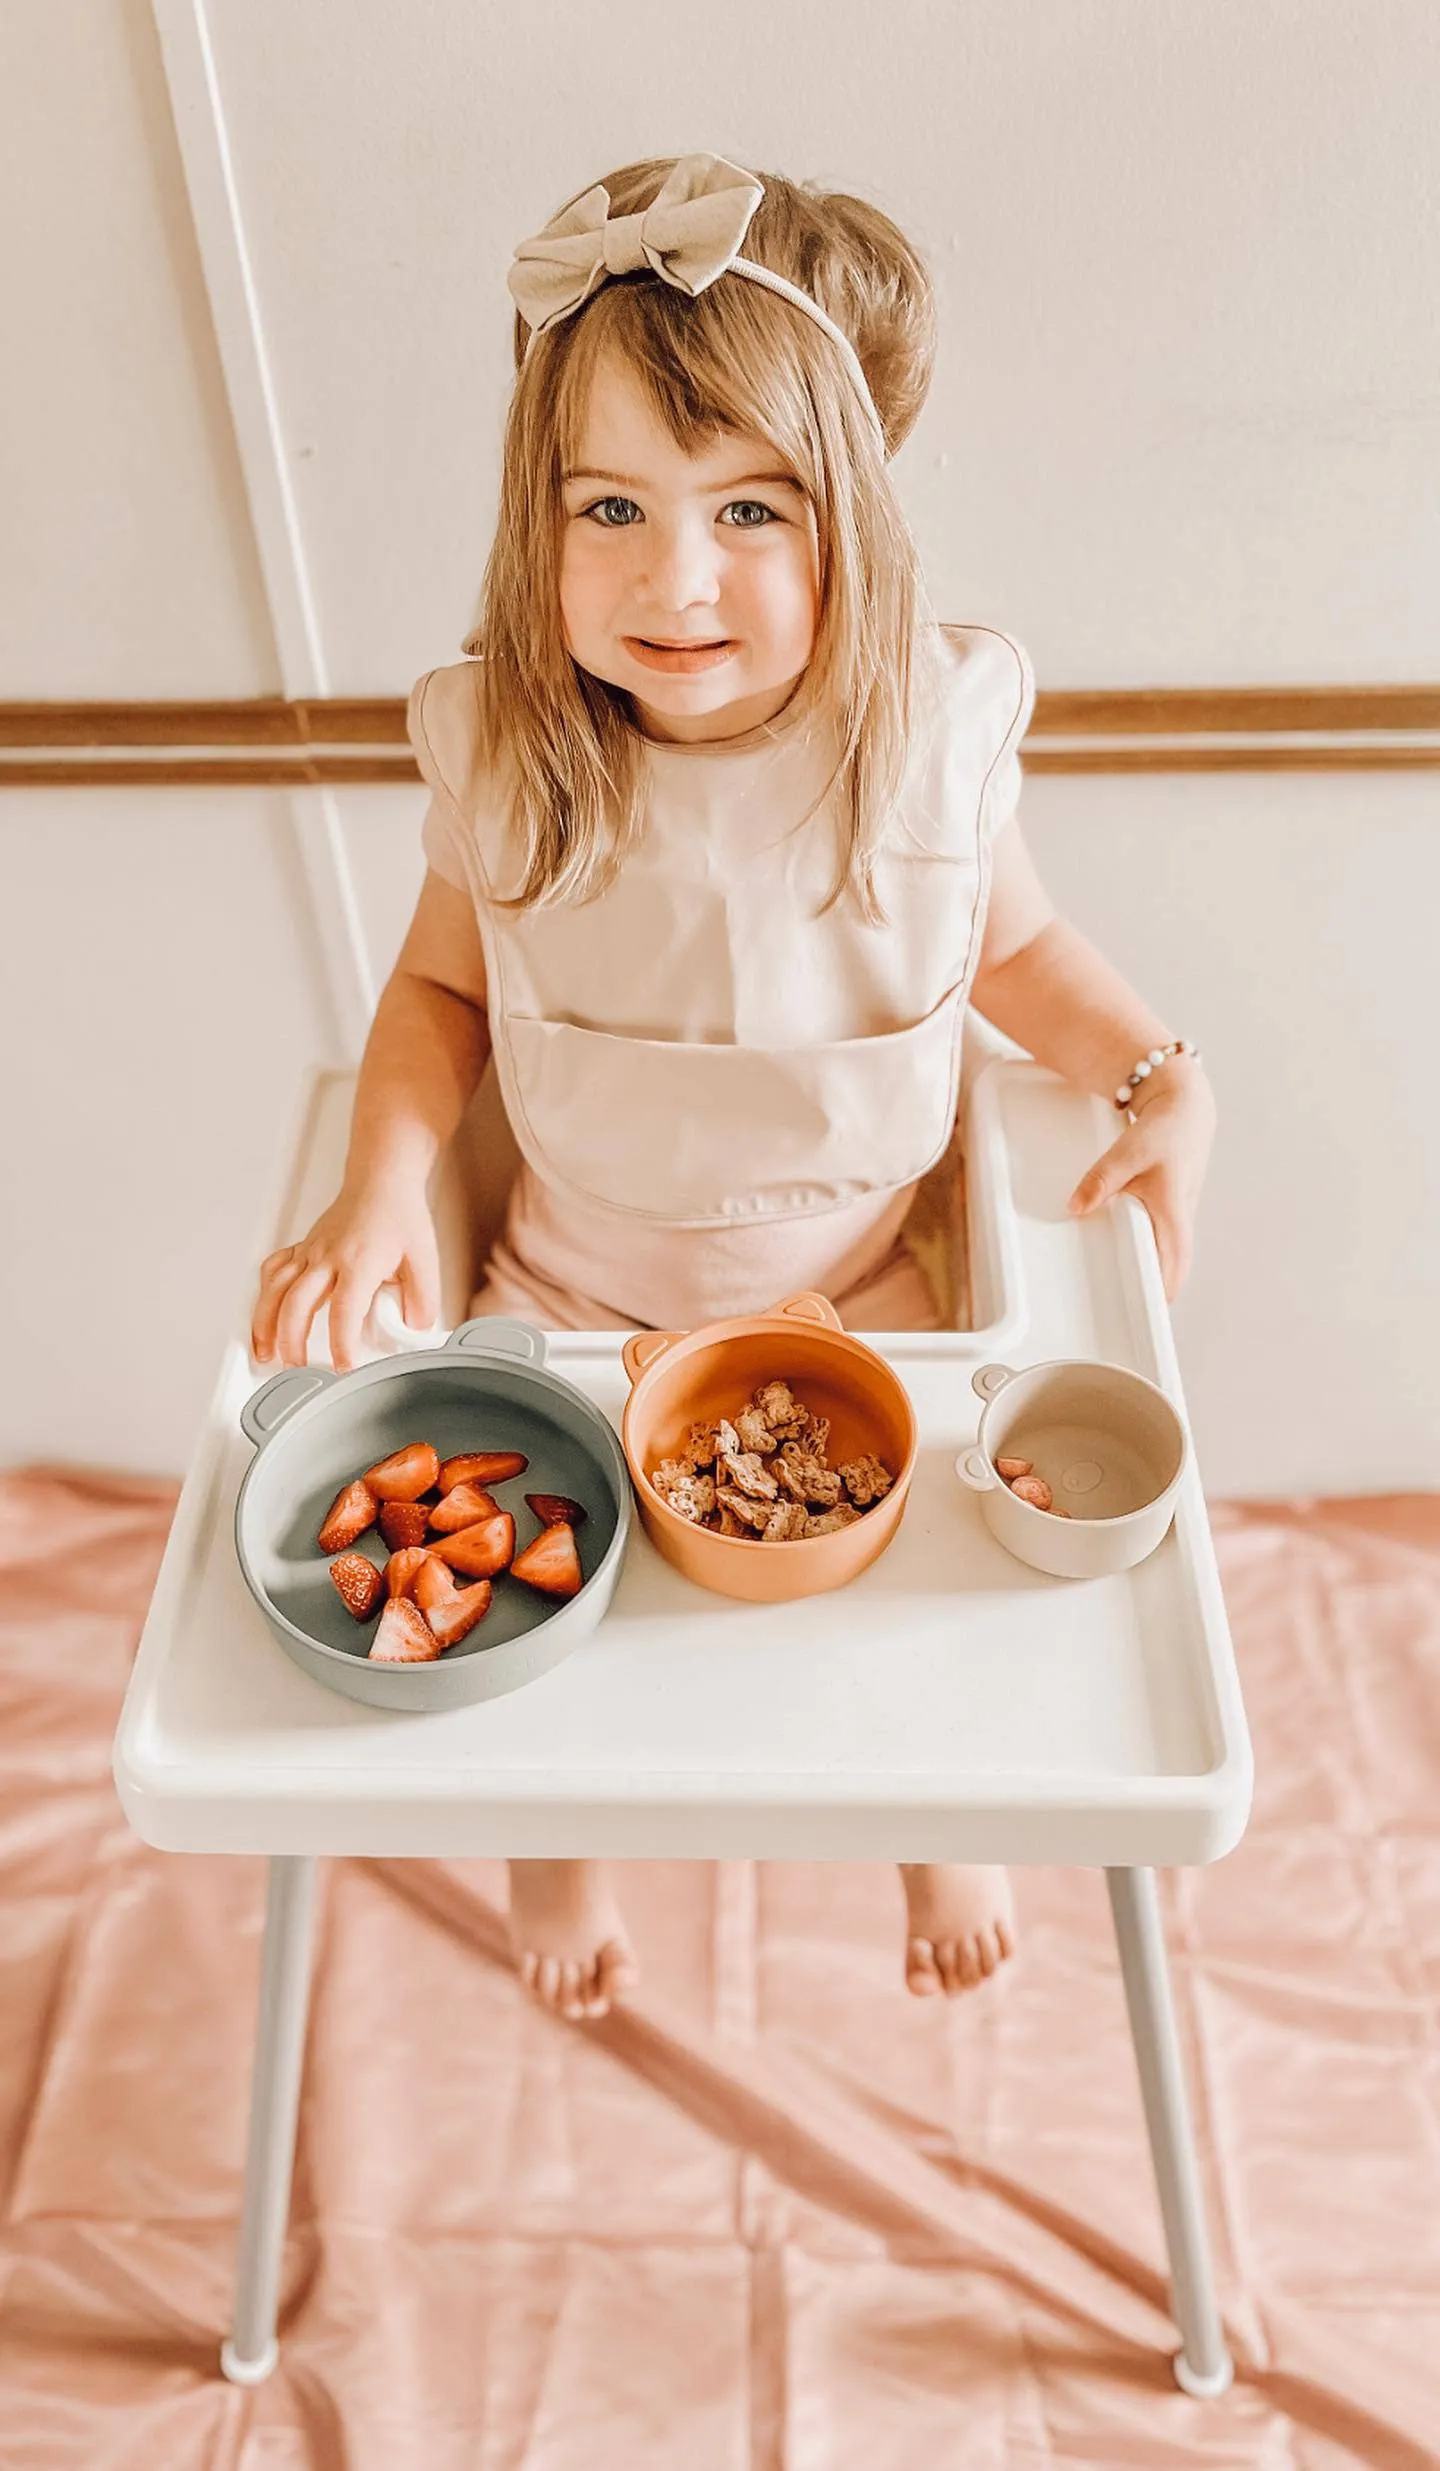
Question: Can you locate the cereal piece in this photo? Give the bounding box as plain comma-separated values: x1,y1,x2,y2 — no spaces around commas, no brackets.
753,1381,808,1440
774,1442,842,1508
715,1419,778,1501
803,1503,862,1537
761,1498,810,1542
715,1486,771,1532
994,1456,1033,1480
838,1453,893,1508
804,1413,831,1459
714,1502,749,1538
734,1405,777,1455
1009,1474,1054,1511
651,1461,717,1524
682,1421,722,1471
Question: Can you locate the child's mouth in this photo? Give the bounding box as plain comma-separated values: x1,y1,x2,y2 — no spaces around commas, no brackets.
625,637,736,675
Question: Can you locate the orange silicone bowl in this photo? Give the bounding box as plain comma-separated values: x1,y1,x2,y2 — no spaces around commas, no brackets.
620,1290,918,1604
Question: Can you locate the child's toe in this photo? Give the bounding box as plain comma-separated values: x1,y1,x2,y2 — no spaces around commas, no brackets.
597,1940,638,2006
905,1935,942,1995
559,1959,588,2019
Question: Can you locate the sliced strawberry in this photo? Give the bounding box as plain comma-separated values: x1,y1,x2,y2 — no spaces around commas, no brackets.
317,1479,377,1554
428,1481,500,1533
384,1546,430,1600
429,1511,516,1579
437,1450,528,1492
362,1442,441,1503
379,1500,430,1551
368,1596,441,1664
523,1491,588,1530
328,1550,383,1621
425,1579,493,1649
510,1522,583,1600
412,1554,457,1615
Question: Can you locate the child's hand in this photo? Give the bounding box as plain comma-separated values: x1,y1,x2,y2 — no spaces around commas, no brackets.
251,1183,441,1374
1066,1068,1217,1302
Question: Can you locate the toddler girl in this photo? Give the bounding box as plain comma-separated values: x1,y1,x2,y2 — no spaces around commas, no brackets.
251,152,1217,2024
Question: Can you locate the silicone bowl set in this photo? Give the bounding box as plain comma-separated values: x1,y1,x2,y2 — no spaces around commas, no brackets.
236,1295,1189,1709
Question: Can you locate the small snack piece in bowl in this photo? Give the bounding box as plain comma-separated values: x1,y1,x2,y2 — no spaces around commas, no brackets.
651,1460,718,1524
715,1486,769,1533
994,1460,1072,1518
838,1453,893,1508
803,1503,861,1537
774,1441,842,1509
317,1479,377,1554
363,1442,440,1503
329,1550,383,1621
716,1419,778,1501
753,1380,810,1440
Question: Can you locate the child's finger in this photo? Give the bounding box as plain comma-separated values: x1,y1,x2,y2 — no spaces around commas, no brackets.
399,1241,441,1332
251,1252,306,1361
328,1265,384,1374
1067,1133,1139,1217
273,1263,336,1367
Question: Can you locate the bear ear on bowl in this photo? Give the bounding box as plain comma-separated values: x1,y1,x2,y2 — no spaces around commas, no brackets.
770,1290,844,1332
622,1330,682,1386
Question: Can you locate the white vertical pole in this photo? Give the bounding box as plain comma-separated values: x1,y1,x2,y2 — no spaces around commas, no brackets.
150,0,376,1061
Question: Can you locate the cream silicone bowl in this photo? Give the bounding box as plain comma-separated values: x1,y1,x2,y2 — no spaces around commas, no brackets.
956,1358,1188,1579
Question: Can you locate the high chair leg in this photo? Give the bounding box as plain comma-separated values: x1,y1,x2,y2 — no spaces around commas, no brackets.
220,1855,318,2385
1106,1866,1234,2399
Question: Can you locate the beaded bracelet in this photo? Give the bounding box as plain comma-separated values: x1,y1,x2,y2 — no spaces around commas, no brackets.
1114,1038,1201,1112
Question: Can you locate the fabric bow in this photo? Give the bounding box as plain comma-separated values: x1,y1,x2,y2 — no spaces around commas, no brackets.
508,151,765,335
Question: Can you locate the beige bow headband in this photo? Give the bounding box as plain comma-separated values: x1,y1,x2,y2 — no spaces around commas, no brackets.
507,151,887,455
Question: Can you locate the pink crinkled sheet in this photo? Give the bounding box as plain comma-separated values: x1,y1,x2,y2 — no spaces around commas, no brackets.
1,1467,1439,2469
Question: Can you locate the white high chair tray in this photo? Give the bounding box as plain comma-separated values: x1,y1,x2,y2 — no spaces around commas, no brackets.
113,1062,1252,1868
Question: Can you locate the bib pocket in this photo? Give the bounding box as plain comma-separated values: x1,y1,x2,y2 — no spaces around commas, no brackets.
496,984,969,1226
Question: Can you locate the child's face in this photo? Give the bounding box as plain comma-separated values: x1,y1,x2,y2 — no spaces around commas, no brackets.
559,351,820,744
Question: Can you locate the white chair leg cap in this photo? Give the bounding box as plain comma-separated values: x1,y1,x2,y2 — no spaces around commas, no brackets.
221,2336,280,2386
1172,2347,1233,2399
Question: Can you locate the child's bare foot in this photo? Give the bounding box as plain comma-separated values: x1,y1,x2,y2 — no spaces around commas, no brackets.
507,1859,638,2021
899,1863,1016,1996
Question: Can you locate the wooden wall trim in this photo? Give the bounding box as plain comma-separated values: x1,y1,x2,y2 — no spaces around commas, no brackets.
1,686,1438,783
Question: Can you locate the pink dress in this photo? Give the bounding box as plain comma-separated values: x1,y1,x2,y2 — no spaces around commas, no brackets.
408,623,1034,1334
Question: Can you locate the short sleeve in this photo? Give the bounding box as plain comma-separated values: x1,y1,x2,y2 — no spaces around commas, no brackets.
976,633,1036,849
406,670,470,892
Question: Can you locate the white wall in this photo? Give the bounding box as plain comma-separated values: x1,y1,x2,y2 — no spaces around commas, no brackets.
1,0,1436,1488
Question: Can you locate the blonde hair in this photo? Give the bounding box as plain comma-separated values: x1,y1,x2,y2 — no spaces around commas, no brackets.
469,155,939,922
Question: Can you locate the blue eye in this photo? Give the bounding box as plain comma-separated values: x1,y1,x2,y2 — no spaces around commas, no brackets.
579,496,779,529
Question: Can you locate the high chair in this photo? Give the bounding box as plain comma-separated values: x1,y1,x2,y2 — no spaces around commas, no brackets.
113,1014,1252,2402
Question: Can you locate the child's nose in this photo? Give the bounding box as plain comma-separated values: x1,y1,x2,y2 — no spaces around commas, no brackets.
636,516,724,613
